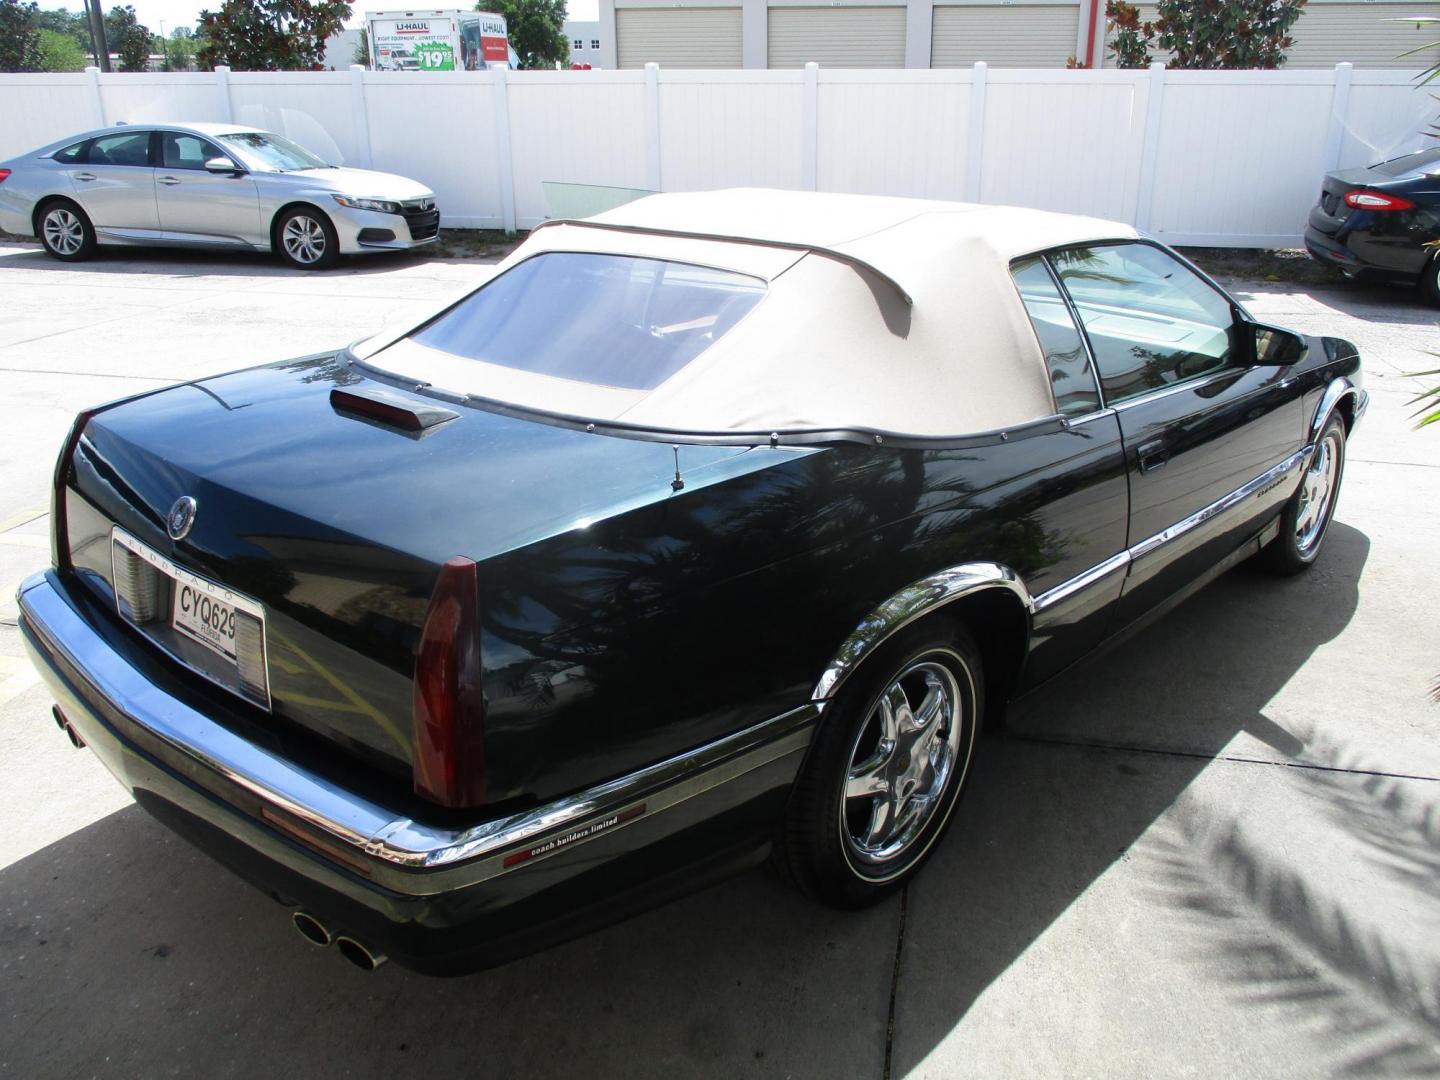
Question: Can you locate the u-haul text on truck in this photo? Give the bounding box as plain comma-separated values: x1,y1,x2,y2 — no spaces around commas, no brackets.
366,10,509,71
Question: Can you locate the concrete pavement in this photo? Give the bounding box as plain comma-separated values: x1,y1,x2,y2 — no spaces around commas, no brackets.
0,243,1436,1078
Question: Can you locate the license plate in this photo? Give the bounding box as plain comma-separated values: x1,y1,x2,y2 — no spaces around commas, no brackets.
173,577,240,660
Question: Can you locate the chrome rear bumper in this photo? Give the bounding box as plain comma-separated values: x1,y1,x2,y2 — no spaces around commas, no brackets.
17,570,816,899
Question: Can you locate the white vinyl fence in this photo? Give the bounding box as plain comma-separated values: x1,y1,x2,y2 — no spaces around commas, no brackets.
0,61,1431,246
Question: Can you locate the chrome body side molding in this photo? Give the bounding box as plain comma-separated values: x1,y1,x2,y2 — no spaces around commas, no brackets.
1127,446,1310,563
17,570,816,896
818,444,1322,700
1030,550,1131,613
811,562,1033,701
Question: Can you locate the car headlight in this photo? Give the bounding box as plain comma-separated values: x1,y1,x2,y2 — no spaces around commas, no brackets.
332,195,401,214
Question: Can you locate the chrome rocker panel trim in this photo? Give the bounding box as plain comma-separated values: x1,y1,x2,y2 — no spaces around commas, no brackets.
17,570,816,897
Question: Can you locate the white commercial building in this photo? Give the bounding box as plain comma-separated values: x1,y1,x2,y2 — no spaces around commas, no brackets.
596,0,1439,70
564,19,606,65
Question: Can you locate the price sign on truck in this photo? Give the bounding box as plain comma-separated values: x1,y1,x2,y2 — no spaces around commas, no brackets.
415,42,455,69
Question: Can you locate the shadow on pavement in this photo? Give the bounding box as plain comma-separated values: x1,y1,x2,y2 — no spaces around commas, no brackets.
0,526,1388,1077
0,243,446,279
892,523,1385,1074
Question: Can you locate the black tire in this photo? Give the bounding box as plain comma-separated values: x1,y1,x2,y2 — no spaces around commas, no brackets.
781,619,984,909
1421,256,1440,309
1261,412,1347,576
274,206,339,270
36,199,96,262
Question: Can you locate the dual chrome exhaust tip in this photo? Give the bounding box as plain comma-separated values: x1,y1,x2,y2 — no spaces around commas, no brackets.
52,705,85,749
290,910,387,971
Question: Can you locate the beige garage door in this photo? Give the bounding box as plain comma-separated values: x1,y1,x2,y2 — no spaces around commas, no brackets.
767,6,908,68
932,4,1081,67
1286,3,1439,67
615,7,743,69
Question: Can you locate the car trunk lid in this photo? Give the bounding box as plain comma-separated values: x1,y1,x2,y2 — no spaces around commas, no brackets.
62,354,771,785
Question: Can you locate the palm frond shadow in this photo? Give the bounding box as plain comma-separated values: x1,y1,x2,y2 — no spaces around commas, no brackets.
1139,794,1440,1076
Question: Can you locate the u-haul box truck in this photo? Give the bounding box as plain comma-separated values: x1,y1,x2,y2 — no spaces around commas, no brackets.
366,10,509,71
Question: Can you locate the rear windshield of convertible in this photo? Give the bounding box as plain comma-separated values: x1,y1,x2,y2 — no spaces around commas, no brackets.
409,252,767,391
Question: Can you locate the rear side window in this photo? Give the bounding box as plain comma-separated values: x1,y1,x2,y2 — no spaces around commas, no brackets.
1051,243,1236,405
1010,256,1100,416
86,131,153,167
53,141,88,163
410,253,767,391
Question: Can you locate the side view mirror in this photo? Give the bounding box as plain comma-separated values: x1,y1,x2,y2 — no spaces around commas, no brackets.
1242,321,1307,367
204,157,243,174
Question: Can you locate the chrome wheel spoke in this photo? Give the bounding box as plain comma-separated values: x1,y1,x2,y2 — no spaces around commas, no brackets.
846,763,890,801
840,658,970,869
862,794,897,848
1295,434,1340,553
877,684,909,743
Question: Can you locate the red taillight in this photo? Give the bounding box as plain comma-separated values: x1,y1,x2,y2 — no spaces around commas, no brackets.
412,556,486,808
1343,189,1415,212
52,410,94,573
0,169,11,184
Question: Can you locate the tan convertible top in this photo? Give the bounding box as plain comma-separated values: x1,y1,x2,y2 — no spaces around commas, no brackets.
356,189,1138,438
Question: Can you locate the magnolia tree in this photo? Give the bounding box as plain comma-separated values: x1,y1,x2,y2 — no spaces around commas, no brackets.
105,5,153,70
0,0,42,71
1106,0,1306,68
198,0,350,70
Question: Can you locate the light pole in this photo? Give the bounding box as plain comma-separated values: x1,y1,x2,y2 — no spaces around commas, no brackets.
85,0,111,71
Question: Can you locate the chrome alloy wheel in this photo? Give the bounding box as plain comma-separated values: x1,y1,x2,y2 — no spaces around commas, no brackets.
1296,430,1341,555
840,655,973,875
282,215,327,265
43,208,84,256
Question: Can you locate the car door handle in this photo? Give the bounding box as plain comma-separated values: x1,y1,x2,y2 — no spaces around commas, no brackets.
1137,440,1169,473
74,172,96,181
158,176,182,186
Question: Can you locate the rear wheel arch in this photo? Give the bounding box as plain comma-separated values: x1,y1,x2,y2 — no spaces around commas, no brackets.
32,194,83,236
812,568,1032,722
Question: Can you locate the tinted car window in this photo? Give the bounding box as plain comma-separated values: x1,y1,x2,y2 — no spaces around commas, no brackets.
1052,243,1235,405
87,131,153,167
1010,256,1100,416
53,141,88,163
162,132,228,170
411,253,767,391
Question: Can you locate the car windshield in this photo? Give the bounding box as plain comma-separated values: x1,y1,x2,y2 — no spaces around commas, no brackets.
1371,147,1440,177
409,252,768,391
218,132,330,172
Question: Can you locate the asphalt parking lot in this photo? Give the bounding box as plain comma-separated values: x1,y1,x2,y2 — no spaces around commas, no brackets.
0,242,1437,1078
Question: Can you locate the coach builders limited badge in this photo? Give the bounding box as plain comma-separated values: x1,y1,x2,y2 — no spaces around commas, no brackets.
503,804,647,869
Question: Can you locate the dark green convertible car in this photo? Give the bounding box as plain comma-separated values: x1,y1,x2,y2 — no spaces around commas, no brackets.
18,189,1365,974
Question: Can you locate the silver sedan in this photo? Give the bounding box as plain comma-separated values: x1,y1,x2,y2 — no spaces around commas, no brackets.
0,122,440,270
